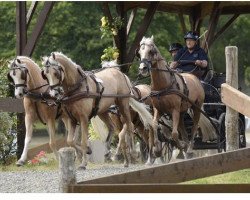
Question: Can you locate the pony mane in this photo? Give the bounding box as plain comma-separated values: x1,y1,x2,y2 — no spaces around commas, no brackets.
17,56,40,69
52,52,80,69
101,60,118,68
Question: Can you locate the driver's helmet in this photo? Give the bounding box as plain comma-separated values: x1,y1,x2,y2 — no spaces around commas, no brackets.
184,31,199,41
169,43,183,52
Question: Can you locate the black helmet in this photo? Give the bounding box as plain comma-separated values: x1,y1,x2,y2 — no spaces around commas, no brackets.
169,43,183,52
184,31,199,41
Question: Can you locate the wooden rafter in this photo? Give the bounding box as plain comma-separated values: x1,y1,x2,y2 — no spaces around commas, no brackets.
23,1,54,56
126,1,160,64
26,1,38,29
210,14,240,46
126,8,137,37
178,13,187,35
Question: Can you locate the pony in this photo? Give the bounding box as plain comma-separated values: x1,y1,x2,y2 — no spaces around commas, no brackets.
7,57,62,166
137,36,216,157
41,52,153,168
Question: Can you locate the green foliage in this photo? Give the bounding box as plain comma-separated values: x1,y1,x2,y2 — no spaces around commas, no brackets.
101,46,119,61
0,59,12,97
0,112,16,165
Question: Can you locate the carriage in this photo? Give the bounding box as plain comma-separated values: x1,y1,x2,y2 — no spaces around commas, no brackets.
157,72,246,163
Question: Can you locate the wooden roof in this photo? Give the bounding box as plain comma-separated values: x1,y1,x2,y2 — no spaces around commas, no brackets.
121,1,250,17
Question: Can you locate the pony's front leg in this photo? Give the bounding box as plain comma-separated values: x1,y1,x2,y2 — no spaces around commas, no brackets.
16,114,34,166
78,117,89,170
171,109,184,150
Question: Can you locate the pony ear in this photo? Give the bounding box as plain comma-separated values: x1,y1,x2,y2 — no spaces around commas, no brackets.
51,53,56,60
7,73,13,83
41,70,47,80
151,35,154,41
16,58,21,64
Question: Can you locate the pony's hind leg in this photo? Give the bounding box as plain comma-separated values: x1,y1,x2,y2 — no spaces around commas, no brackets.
16,113,34,166
47,118,59,160
98,112,115,162
117,99,135,167
187,107,201,158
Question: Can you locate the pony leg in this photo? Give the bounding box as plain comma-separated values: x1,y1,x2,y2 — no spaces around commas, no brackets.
47,119,58,160
187,107,201,156
98,112,114,162
16,114,34,166
146,127,155,165
117,99,134,167
79,117,89,170
176,113,189,159
172,109,184,150
152,107,161,157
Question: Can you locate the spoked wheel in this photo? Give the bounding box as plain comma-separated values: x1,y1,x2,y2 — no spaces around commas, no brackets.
160,141,173,163
219,113,246,151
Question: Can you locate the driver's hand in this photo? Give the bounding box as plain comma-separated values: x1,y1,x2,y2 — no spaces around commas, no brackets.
195,60,202,66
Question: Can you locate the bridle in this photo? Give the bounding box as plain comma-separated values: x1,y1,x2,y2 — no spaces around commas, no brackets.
42,60,65,91
8,64,29,92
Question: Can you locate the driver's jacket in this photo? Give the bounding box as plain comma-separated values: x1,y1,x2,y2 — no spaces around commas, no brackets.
174,45,208,74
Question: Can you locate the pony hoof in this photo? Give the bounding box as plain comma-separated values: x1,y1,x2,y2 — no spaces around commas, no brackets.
186,152,194,159
124,163,129,168
176,152,185,159
145,161,153,166
87,146,92,155
16,160,25,166
78,165,86,170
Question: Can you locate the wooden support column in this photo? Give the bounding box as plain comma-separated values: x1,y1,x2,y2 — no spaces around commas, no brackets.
225,46,239,151
178,13,187,35
116,2,127,72
126,1,159,64
16,1,27,159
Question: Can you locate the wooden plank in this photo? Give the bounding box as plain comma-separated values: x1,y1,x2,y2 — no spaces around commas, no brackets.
79,147,250,184
27,138,66,159
221,5,250,15
23,2,54,56
68,183,250,193
221,83,250,118
126,1,159,64
0,98,24,113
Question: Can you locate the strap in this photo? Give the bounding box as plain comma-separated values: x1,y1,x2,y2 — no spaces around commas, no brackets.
34,102,46,125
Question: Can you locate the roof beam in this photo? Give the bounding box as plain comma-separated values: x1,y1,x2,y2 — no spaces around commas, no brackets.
26,1,38,29
127,8,137,37
126,1,160,63
23,1,54,56
211,14,240,46
221,5,250,15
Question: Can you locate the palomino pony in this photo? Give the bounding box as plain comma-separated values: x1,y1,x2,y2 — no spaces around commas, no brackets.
107,83,158,165
138,36,216,156
7,57,62,166
41,52,153,168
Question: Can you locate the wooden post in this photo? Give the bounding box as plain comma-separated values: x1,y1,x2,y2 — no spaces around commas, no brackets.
59,147,76,192
225,46,239,151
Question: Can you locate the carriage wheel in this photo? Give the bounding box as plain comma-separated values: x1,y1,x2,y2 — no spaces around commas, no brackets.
219,113,246,151
160,141,173,163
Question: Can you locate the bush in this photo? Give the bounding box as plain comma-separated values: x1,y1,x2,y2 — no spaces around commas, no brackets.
0,112,17,165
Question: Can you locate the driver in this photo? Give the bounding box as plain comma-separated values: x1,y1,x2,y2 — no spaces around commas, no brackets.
170,31,208,79
169,43,183,59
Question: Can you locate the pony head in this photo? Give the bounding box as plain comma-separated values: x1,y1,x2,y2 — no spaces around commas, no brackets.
138,36,158,76
41,53,65,99
7,58,29,99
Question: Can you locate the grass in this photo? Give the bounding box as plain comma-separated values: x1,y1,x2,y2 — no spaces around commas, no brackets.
184,169,250,184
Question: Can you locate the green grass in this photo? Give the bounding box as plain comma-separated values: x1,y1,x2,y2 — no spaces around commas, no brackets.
184,169,250,184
